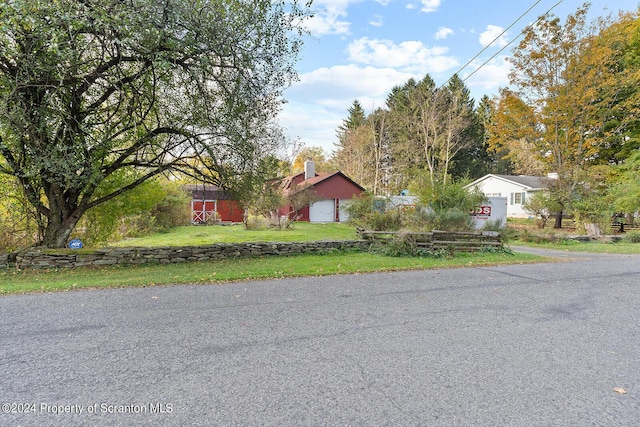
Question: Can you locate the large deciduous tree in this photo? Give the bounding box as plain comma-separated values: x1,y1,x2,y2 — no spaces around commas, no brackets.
486,88,546,175
0,0,310,247
507,5,593,228
576,9,640,164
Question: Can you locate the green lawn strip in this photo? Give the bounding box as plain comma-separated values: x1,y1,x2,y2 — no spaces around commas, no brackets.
112,222,358,247
0,251,541,295
511,239,640,254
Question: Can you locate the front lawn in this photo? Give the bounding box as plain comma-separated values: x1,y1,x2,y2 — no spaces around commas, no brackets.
111,222,358,247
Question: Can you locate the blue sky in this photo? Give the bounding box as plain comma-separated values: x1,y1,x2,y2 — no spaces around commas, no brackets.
280,0,640,155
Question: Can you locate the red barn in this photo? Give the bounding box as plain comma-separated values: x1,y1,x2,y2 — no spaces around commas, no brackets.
184,184,244,224
278,161,365,222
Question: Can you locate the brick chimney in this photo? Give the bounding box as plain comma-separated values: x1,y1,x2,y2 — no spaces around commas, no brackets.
304,160,315,180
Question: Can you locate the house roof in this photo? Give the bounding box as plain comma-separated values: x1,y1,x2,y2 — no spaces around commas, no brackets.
279,170,365,194
467,174,550,190
183,184,234,200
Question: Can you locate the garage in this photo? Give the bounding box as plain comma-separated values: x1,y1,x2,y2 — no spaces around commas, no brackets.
309,199,335,222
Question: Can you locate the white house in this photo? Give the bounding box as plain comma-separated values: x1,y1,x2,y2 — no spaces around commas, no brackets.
466,174,551,218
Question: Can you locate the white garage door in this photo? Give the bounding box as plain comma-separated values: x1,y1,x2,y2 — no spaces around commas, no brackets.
309,199,335,222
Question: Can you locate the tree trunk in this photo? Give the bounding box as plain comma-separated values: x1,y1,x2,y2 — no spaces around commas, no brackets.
41,214,83,248
553,211,563,229
40,192,85,248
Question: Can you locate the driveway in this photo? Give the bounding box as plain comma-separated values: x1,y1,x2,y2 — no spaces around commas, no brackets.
1,248,639,425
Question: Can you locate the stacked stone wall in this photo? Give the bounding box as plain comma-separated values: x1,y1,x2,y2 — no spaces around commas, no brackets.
10,241,368,270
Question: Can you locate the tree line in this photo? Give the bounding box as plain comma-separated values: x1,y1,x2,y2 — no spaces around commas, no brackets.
330,4,639,228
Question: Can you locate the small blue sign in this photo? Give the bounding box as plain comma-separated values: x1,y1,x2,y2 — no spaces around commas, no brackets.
68,239,84,249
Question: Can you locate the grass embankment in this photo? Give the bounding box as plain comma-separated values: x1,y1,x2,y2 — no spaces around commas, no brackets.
0,250,541,295
507,217,640,254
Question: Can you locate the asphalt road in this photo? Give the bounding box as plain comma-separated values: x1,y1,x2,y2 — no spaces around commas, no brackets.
1,249,639,426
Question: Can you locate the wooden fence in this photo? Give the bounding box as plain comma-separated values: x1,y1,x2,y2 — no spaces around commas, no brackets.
356,228,502,252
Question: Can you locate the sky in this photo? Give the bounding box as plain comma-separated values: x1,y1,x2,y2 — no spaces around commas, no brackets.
279,0,640,155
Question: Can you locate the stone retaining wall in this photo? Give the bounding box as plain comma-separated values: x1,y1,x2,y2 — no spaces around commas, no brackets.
11,240,368,270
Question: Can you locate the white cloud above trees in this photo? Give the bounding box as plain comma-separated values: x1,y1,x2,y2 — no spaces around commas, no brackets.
479,25,509,48
347,37,458,73
435,27,454,40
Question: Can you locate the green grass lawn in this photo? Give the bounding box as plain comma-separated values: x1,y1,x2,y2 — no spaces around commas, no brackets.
0,250,542,295
112,222,358,246
510,238,640,254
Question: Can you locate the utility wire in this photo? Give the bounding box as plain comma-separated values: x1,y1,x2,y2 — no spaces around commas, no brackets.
439,0,564,90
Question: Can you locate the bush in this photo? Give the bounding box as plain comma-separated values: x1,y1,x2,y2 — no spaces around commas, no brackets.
624,231,640,243
75,178,190,246
572,193,612,234
0,175,41,251
523,192,556,229
409,174,486,232
150,182,191,231
346,193,403,231
430,208,474,231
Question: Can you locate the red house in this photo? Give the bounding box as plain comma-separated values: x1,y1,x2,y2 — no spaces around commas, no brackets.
184,184,244,224
278,161,365,222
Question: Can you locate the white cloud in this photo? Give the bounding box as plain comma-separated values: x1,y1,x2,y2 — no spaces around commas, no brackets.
280,65,415,151
420,0,443,13
303,0,364,36
479,25,509,48
304,9,350,36
369,14,383,27
293,64,413,100
435,26,454,40
346,37,458,74
462,57,511,96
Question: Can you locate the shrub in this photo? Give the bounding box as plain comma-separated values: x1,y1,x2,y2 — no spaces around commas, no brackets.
346,193,403,231
0,175,41,251
572,193,612,234
75,178,190,246
151,182,191,230
429,208,474,232
409,174,486,232
624,231,640,243
523,192,555,229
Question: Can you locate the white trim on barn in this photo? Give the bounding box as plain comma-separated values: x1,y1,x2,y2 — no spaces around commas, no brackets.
191,199,218,223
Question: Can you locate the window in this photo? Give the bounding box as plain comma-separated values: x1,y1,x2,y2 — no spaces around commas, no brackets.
514,192,522,204
510,192,526,205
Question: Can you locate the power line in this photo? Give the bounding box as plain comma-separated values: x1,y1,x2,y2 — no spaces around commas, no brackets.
439,0,564,90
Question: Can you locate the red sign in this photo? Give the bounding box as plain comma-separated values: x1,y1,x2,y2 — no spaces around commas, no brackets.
471,206,491,216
